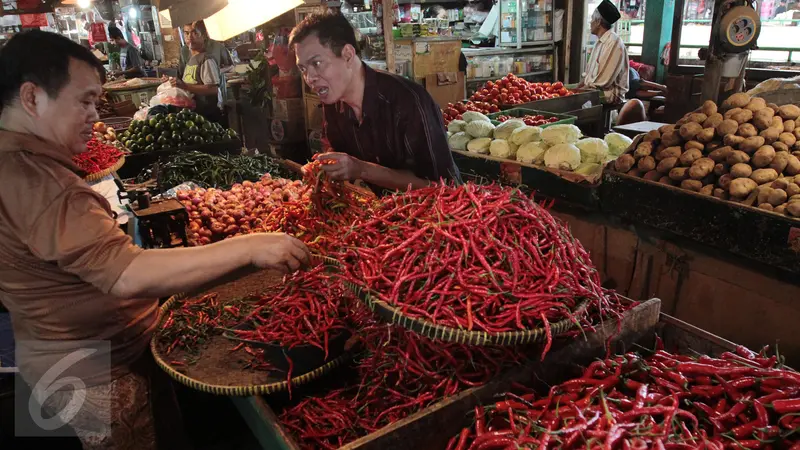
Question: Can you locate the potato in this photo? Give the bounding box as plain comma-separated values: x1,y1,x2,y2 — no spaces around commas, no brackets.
684,140,705,151
643,170,661,181
786,155,800,176
729,177,758,197
726,150,751,165
702,113,724,129
679,148,703,166
701,100,718,116
787,183,800,197
615,154,635,172
744,97,767,112
771,116,784,129
716,119,739,137
766,151,789,173
687,113,707,124
658,176,675,185
779,104,800,120
627,169,643,177
757,186,773,205
637,156,656,172
730,163,753,179
787,202,800,217
695,128,715,143
785,120,796,133
658,146,683,160
680,179,703,192
657,156,679,173
774,142,790,152
689,158,715,180
706,141,723,152
791,194,800,202
795,128,800,140
740,136,766,153
718,174,733,190
714,162,729,176
780,132,797,147
723,134,746,147
737,123,758,138
772,178,790,190
634,142,654,158
752,145,776,168
697,184,714,196
658,130,681,147
758,203,774,211
724,108,753,124
754,108,776,130
680,122,703,140
759,127,781,144
676,116,690,126
751,168,779,185
722,92,751,109
768,102,781,111
708,146,733,163
768,188,788,206
642,129,661,142
795,151,800,159
669,167,690,181
775,204,788,215
658,124,676,134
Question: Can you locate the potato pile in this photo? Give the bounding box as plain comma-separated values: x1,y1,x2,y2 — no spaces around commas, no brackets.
614,94,800,217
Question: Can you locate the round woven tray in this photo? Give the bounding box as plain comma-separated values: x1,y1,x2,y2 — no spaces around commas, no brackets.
83,156,125,182
103,77,162,92
345,281,590,346
151,292,350,396
102,116,133,131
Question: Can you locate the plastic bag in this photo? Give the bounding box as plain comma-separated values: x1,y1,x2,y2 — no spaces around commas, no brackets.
133,106,150,121
149,81,196,109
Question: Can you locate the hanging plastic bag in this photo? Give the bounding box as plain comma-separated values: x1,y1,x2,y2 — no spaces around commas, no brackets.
149,81,196,109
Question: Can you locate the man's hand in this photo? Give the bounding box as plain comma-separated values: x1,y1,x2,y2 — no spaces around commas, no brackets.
314,152,364,181
169,77,187,90
247,233,311,273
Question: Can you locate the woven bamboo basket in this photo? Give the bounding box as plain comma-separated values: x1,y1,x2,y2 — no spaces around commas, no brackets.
83,156,125,183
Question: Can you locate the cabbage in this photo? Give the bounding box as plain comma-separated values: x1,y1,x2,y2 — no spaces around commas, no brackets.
604,132,633,157
517,141,549,164
489,139,515,159
448,132,471,150
462,111,491,123
574,162,603,177
467,137,492,154
510,126,542,146
493,120,526,140
544,143,582,171
541,124,582,146
447,120,467,133
575,138,609,164
465,120,495,138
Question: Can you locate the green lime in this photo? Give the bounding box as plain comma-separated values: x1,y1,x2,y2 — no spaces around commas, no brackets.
188,125,199,134
148,118,157,127
182,130,192,141
172,131,182,141
170,123,180,131
144,144,154,152
193,135,204,144
145,135,154,143
167,114,177,123
154,114,164,122
136,137,146,146
157,135,168,145
123,130,131,138
195,115,205,124
142,126,152,134
185,120,195,128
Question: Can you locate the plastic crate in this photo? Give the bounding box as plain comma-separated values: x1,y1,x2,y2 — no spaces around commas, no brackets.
487,108,576,128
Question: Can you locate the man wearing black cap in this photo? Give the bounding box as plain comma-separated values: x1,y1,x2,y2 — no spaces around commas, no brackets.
578,0,629,105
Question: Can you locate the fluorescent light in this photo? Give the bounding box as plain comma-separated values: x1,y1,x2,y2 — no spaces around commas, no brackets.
128,7,138,20
204,0,303,42
77,0,91,9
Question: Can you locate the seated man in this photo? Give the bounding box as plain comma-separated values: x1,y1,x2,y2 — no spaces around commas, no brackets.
578,0,629,105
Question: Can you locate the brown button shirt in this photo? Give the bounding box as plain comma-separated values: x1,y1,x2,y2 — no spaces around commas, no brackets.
0,130,157,387
322,64,462,190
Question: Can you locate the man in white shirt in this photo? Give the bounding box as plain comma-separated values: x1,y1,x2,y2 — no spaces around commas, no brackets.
579,0,629,104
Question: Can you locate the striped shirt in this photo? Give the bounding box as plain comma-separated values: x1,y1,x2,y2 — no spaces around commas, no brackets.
322,63,462,192
583,30,629,104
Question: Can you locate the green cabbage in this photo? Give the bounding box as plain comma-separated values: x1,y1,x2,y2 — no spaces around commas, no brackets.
465,120,495,138
493,120,526,140
541,124,582,146
517,141,549,164
510,126,542,146
448,132,471,150
604,132,633,157
575,138,609,164
467,137,492,154
544,143,582,171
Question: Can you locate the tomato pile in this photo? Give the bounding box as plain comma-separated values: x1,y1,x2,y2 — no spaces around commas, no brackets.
471,74,571,106
495,114,562,126
442,100,498,125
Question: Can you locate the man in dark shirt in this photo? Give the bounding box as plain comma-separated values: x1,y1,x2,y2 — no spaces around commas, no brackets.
289,13,461,191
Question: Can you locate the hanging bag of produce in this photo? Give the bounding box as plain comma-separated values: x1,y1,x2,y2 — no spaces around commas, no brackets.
149,81,196,109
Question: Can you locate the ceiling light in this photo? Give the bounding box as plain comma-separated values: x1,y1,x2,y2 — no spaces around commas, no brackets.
77,0,91,9
128,7,138,20
204,0,303,42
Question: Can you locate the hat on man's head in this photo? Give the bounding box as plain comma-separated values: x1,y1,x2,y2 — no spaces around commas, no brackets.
597,0,621,25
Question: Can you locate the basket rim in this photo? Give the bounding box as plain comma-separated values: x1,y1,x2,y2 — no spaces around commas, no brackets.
345,281,590,346
151,293,349,396
83,155,125,182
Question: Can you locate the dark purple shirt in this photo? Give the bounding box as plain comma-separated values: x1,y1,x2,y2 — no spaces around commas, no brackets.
322,64,462,188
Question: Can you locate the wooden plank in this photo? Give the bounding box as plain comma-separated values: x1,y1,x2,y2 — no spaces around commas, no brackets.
240,298,662,450
382,0,395,73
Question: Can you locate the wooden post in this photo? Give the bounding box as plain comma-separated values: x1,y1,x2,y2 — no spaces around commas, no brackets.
382,0,395,73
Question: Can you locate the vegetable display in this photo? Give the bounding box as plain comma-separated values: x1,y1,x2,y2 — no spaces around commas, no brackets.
120,108,238,154
335,183,626,339
91,121,126,150
141,151,295,190
469,75,573,106
495,114,561,126
448,344,800,449
73,137,125,175
613,96,800,217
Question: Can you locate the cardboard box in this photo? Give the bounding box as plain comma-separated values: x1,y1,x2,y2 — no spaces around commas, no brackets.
272,98,304,122
397,39,461,80
304,96,323,130
424,72,465,109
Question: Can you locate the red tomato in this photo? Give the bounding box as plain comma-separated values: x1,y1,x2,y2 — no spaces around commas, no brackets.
491,88,500,96
499,93,508,103
490,105,500,112
542,82,551,87
552,81,564,90
456,114,463,120
558,88,569,96
486,81,495,88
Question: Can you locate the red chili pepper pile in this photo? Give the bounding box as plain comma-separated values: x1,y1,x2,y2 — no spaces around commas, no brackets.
278,303,528,449
73,137,124,174
335,183,625,341
448,344,800,450
232,265,350,357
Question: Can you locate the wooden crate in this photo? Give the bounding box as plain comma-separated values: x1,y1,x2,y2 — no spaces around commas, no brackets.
232,298,662,450
503,89,601,114
451,150,601,211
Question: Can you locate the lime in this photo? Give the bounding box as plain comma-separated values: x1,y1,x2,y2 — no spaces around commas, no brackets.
142,126,152,134
188,125,199,134
145,135,154,143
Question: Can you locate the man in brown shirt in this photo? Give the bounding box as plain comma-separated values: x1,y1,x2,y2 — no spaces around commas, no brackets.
0,31,310,449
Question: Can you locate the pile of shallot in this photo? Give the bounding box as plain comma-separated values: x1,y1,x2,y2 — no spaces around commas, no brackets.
177,175,307,245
